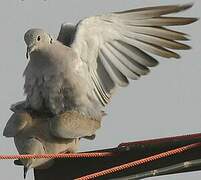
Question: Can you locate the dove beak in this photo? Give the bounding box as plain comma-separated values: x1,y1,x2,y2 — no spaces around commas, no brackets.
26,45,35,59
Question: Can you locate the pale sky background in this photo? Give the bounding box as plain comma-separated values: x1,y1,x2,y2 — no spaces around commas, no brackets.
0,0,200,179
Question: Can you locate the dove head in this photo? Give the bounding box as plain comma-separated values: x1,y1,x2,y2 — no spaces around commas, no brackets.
24,28,53,59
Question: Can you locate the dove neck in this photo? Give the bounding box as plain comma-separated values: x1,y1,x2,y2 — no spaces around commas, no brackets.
29,50,56,67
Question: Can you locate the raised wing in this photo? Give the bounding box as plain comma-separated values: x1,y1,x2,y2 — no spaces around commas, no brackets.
58,4,197,106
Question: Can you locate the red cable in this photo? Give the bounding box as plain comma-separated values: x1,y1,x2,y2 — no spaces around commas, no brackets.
1,133,200,160
1,133,200,179
0,152,115,160
76,142,201,180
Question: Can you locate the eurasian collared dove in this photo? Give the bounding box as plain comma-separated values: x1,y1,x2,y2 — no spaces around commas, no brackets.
3,109,80,177
22,4,197,138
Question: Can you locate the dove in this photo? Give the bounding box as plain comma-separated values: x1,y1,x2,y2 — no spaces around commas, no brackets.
10,101,101,139
22,3,197,139
3,109,80,178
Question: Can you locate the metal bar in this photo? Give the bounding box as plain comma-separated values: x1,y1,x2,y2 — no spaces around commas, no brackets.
114,158,201,180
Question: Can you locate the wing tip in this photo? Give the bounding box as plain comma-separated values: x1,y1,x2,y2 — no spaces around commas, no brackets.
183,44,192,50
181,17,199,26
188,17,199,24
114,2,195,15
151,60,159,67
174,54,181,59
179,2,194,11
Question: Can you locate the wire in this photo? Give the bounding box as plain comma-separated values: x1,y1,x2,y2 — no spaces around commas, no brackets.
76,142,201,180
114,158,201,180
0,151,115,160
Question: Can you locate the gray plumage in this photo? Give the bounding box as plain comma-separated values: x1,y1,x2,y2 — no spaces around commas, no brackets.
22,3,197,132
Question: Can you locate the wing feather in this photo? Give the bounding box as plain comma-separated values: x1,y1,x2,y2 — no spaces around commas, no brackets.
102,45,139,80
122,17,197,27
111,40,159,67
58,3,197,106
99,50,129,87
120,31,190,50
122,36,181,58
107,42,150,76
114,3,193,19
126,27,189,41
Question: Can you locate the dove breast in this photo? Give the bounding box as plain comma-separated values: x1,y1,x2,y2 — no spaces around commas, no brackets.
24,41,100,118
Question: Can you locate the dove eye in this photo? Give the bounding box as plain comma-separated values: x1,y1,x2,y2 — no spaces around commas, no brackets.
37,36,41,41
